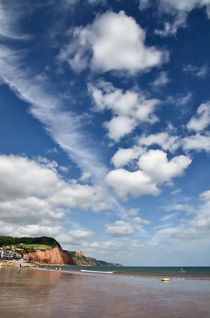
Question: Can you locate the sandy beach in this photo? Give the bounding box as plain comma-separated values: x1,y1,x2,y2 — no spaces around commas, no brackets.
1,266,210,318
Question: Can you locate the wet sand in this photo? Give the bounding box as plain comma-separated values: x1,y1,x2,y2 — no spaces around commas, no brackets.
1,267,210,318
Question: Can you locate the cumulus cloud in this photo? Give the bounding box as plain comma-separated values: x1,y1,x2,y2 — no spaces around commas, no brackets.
110,132,182,170
89,81,159,141
59,11,168,74
111,147,143,168
0,155,61,202
106,168,159,200
0,197,64,224
48,183,107,210
106,150,191,200
105,220,134,237
186,102,210,132
138,132,181,153
138,149,191,183
56,229,93,247
0,154,111,231
13,224,63,237
0,219,63,237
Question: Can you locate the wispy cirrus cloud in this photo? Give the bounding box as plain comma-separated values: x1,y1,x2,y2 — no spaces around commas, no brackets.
183,64,208,78
140,0,210,36
0,45,108,184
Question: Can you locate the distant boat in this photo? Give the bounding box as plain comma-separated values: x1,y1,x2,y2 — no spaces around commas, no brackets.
161,277,170,282
81,269,113,274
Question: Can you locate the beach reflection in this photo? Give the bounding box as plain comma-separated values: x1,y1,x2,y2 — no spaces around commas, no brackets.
1,268,210,318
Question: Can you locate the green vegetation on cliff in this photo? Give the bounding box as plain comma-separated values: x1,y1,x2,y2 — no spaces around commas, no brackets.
0,236,119,266
0,236,60,255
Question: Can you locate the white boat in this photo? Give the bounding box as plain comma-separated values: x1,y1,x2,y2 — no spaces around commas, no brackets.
80,269,113,274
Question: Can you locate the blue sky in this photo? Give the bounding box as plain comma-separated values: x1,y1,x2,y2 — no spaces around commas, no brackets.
0,0,210,266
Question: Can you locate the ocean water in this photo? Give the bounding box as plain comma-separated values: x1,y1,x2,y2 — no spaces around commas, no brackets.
1,267,210,318
48,265,210,279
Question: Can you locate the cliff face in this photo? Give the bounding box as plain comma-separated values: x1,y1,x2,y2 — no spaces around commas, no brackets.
65,250,121,266
24,246,75,265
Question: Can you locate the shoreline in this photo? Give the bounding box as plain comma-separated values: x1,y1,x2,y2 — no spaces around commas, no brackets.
2,260,210,280
18,264,210,281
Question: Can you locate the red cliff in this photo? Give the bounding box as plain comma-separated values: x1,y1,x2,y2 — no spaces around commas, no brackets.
24,246,75,265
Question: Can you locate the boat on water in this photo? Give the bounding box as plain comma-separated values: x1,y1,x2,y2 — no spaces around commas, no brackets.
80,269,113,274
161,277,170,282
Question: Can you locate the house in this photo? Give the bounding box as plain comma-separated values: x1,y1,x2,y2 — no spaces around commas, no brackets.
0,250,21,260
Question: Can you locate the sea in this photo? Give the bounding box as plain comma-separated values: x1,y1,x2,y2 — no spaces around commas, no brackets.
1,266,210,318
53,265,210,279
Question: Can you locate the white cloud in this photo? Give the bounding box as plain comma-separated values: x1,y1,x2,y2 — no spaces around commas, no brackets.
0,155,61,202
48,183,107,210
183,64,208,78
152,71,170,87
89,81,159,141
0,197,64,224
138,132,181,153
182,133,210,152
133,216,150,224
0,154,111,230
138,149,191,183
104,116,136,141
106,150,191,200
140,0,210,15
57,229,93,246
186,102,210,132
200,190,210,201
140,0,210,36
106,168,159,200
164,203,192,212
155,13,186,36
0,43,122,223
13,224,63,237
59,11,168,74
176,92,192,106
0,219,63,238
79,171,92,182
127,208,140,216
0,45,108,184
105,220,134,237
151,189,210,251
111,147,142,168
110,131,182,170
0,1,28,39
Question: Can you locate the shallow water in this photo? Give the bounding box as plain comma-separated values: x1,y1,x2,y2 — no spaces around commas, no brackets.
1,267,210,318
53,265,210,279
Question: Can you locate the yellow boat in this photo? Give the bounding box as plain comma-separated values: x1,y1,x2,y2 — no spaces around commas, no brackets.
161,277,170,282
